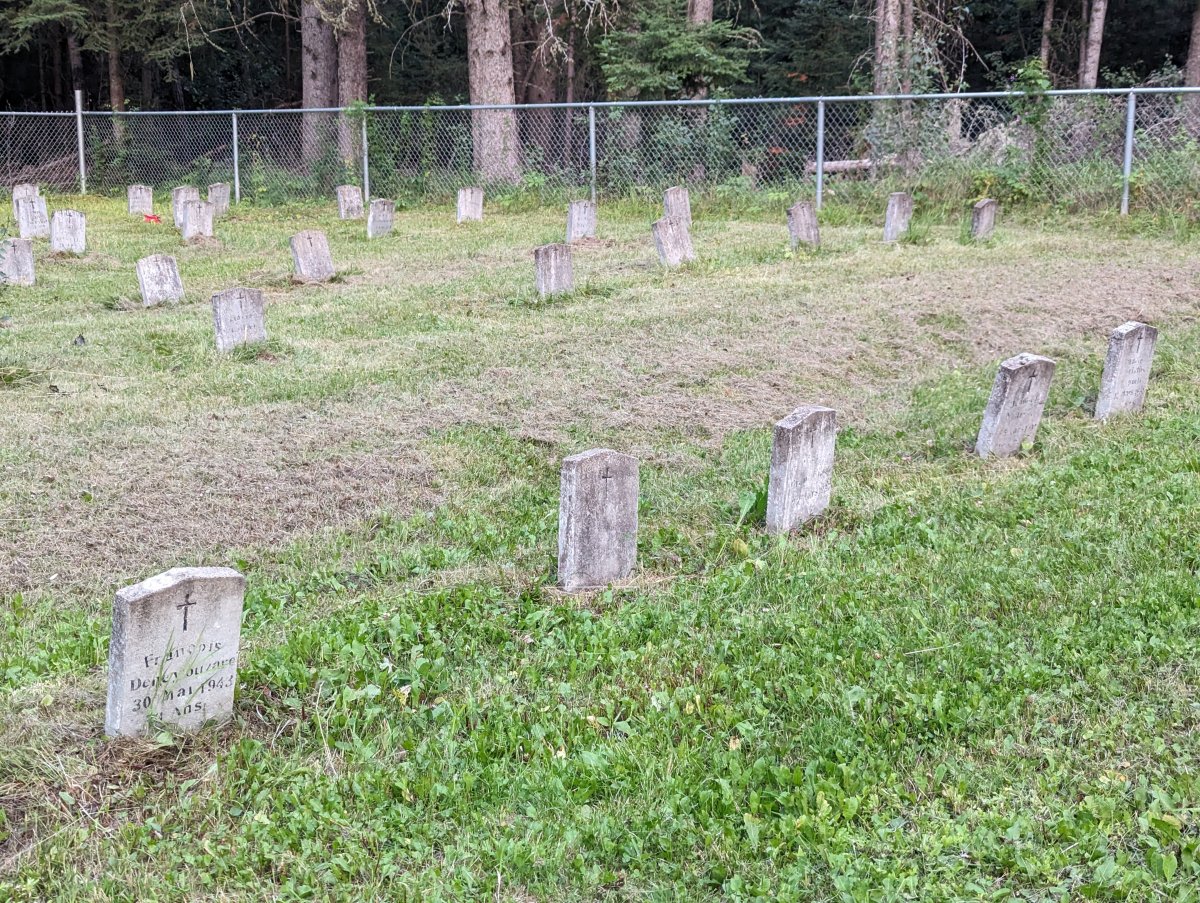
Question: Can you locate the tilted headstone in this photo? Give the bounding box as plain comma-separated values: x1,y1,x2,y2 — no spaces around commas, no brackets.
337,184,364,219
971,198,999,241
652,216,696,268
136,254,185,307
211,287,267,352
0,238,35,286
172,186,200,229
49,210,86,255
456,186,484,223
882,191,914,242
557,449,639,592
128,184,154,216
975,353,1056,458
182,200,215,241
367,199,395,238
766,405,837,534
11,183,38,219
290,230,335,283
566,200,597,242
16,195,50,239
787,201,820,250
1095,321,1158,420
534,243,574,298
105,567,245,737
663,185,692,226
208,182,231,217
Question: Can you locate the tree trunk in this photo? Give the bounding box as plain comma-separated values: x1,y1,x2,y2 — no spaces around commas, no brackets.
900,0,914,93
1078,0,1107,89
686,0,713,25
465,0,520,183
141,61,155,109
106,0,126,149
1186,0,1200,86
302,0,339,163
874,0,901,95
1039,0,1056,70
337,0,369,166
66,32,84,93
51,28,64,108
563,26,575,174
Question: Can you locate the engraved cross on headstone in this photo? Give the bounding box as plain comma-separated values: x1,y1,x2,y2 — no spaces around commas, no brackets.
176,591,196,631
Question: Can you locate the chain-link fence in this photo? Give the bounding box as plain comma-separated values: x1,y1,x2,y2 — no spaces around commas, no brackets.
3,89,1199,215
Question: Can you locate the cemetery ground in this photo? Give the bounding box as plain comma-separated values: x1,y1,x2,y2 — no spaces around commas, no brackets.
1,195,1200,899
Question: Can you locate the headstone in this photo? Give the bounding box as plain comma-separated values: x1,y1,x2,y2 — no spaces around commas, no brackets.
172,186,201,229
11,183,38,218
652,217,695,268
457,187,484,223
882,191,914,242
0,238,35,286
208,182,231,217
557,449,639,592
766,405,837,533
1095,321,1158,420
975,353,1056,458
367,199,395,238
181,200,215,241
104,567,245,738
337,184,364,219
128,184,154,216
566,200,597,242
290,230,335,283
211,287,267,352
136,254,185,307
971,198,999,241
49,209,86,255
16,195,49,239
663,185,692,226
787,201,820,250
534,243,574,298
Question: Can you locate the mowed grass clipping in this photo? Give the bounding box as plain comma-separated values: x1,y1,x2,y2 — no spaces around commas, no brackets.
1,196,1200,900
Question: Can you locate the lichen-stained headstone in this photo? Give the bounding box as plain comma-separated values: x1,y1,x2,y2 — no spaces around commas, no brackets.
566,200,597,242
367,199,395,238
172,186,200,229
290,230,336,283
11,182,38,219
975,353,1056,458
534,243,574,298
652,216,695,268
16,195,49,239
136,254,185,307
208,182,231,217
882,191,914,242
787,201,820,250
971,198,999,241
128,184,154,216
1095,321,1158,420
456,187,484,223
337,185,364,220
104,567,245,737
211,287,267,352
557,449,639,592
0,238,35,286
663,185,692,226
182,201,215,241
49,209,86,255
766,405,837,534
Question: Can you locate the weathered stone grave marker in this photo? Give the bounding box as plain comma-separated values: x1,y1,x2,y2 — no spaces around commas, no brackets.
457,187,484,223
652,217,695,268
16,195,49,239
0,238,35,286
128,184,153,216
787,201,820,250
290,230,335,283
208,182,231,217
172,186,200,229
182,201,215,241
567,200,597,242
211,287,267,352
534,243,574,298
11,183,38,218
337,185,364,219
766,405,836,533
558,449,639,592
367,199,394,238
882,191,914,242
136,254,184,307
663,185,692,226
971,198,999,241
50,210,86,255
1095,321,1158,420
975,353,1056,458
105,567,245,737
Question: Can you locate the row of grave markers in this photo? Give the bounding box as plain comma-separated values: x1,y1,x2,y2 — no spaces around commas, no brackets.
103,318,1158,739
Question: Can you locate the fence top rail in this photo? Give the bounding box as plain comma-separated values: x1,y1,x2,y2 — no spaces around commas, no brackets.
13,85,1200,118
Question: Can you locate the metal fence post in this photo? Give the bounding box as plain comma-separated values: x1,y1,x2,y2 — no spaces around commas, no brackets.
74,89,86,194
588,104,597,203
361,114,370,201
1120,91,1137,216
815,100,826,210
232,112,241,204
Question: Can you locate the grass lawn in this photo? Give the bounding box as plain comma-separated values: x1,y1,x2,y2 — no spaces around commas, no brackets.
1,195,1199,900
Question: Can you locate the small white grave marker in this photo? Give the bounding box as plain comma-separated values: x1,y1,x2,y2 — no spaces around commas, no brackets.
566,200,597,242
337,185,364,219
787,201,820,250
208,182,231,217
11,183,38,218
290,230,335,283
652,217,695,268
136,254,185,307
367,199,394,238
883,191,914,242
558,449,639,592
457,187,484,223
534,243,574,298
663,185,692,226
0,238,35,286
211,287,267,352
971,198,999,241
975,353,1056,458
766,405,837,533
1095,321,1158,420
182,200,215,241
49,209,86,255
172,186,200,229
16,195,49,239
128,184,154,216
